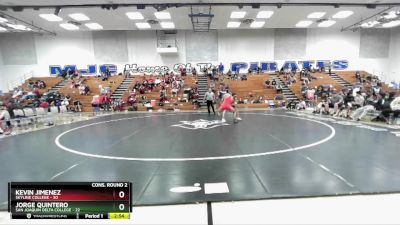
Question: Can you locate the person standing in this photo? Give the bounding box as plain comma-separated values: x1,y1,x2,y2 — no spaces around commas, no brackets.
218,93,241,123
0,102,11,135
204,88,215,114
218,63,224,75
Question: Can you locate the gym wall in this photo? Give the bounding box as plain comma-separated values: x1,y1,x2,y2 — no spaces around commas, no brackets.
0,28,399,91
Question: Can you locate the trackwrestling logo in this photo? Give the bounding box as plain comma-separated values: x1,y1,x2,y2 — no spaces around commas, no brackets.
171,119,228,130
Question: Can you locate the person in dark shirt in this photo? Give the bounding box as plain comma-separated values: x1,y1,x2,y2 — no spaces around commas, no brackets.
61,70,67,79
265,80,271,88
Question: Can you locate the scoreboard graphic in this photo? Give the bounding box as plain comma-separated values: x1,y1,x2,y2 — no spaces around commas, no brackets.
8,182,132,219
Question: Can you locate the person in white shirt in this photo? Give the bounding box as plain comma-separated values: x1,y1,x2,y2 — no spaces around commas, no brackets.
203,88,215,114
391,96,400,111
155,77,162,86
0,102,11,135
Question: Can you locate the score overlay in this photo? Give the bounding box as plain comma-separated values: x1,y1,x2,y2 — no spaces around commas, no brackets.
8,182,132,219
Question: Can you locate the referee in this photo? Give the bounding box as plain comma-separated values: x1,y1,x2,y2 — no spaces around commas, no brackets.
203,88,215,114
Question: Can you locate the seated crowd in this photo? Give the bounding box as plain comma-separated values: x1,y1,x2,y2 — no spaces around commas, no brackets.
295,71,400,124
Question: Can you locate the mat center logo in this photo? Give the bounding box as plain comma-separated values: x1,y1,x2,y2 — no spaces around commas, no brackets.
171,119,228,130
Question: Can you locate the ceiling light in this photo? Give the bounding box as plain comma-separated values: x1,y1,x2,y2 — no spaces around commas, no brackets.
307,12,326,19
230,11,246,19
126,12,144,20
250,21,265,28
383,11,398,19
296,20,313,27
154,12,171,20
361,20,379,28
135,22,151,29
0,17,8,23
160,22,175,29
39,14,63,22
85,23,103,30
59,23,79,30
256,11,274,19
6,23,27,30
332,11,354,19
69,13,90,21
0,27,6,32
382,20,400,28
318,20,336,27
227,21,240,28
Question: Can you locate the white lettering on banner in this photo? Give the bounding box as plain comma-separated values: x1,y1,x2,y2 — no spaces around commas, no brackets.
124,64,169,74
196,63,213,72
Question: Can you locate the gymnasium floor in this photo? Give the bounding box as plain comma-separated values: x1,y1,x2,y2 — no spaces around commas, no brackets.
1,110,400,209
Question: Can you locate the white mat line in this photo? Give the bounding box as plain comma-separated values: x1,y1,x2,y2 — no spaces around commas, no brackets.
301,154,356,189
48,163,81,181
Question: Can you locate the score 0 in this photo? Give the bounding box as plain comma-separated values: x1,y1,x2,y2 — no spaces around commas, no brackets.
116,190,128,212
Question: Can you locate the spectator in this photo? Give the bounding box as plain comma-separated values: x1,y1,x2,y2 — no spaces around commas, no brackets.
73,100,82,112
271,79,277,87
61,70,67,79
212,66,218,81
389,95,400,123
301,84,308,99
210,80,216,91
329,92,345,116
265,80,272,89
306,87,316,102
353,92,365,108
218,63,224,75
124,68,130,78
355,71,363,84
84,85,90,95
192,67,197,77
38,80,46,89
0,102,11,135
61,96,70,107
257,66,261,74
226,69,232,78
275,83,283,94
248,67,253,75
91,95,101,113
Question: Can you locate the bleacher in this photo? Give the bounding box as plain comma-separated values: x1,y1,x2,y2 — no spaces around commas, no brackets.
288,72,343,101
21,77,64,94
2,70,398,114
58,75,124,112
224,74,279,108
335,71,396,93
121,75,196,112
